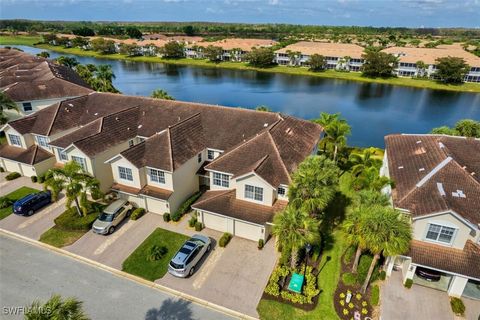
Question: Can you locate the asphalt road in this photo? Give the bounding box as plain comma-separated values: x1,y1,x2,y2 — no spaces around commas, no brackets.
0,234,237,320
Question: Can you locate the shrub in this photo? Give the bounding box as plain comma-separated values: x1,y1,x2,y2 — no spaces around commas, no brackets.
450,297,465,316
404,278,413,289
130,208,146,220
342,272,357,286
258,239,264,250
188,216,197,228
37,174,46,183
0,197,13,209
31,176,38,183
5,172,21,180
171,192,202,222
279,249,291,266
311,245,321,262
147,245,168,261
219,232,232,247
264,265,290,297
370,285,380,306
194,221,203,231
302,265,320,303
0,167,4,172
343,246,356,264
91,189,103,200
379,270,386,280
163,213,171,222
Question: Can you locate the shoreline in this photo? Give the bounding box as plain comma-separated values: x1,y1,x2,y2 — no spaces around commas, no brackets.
1,36,479,93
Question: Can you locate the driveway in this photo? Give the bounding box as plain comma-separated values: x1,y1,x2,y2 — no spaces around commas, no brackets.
157,235,278,318
65,213,166,269
381,271,480,320
0,196,66,240
0,174,42,196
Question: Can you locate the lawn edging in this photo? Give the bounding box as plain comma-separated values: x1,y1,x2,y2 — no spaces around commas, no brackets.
0,228,257,320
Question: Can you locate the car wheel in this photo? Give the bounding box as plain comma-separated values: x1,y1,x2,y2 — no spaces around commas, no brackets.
207,244,211,252
126,209,132,217
108,226,115,234
189,266,195,276
28,210,34,216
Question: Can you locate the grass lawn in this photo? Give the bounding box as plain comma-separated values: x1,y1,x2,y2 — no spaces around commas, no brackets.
0,187,40,220
122,228,189,281
39,204,103,248
0,35,42,46
257,231,346,320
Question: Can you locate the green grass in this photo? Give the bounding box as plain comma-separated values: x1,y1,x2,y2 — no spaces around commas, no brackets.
23,42,480,93
122,228,189,281
0,187,40,220
257,231,346,320
0,35,42,46
39,227,87,248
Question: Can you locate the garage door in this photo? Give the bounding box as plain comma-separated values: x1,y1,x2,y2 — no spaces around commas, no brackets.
146,197,169,215
203,212,228,233
3,160,21,174
234,220,262,241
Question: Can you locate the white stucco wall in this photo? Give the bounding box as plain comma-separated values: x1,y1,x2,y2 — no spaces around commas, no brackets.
169,155,202,213
110,156,145,189
208,170,235,191
146,167,173,191
235,173,275,206
4,126,32,149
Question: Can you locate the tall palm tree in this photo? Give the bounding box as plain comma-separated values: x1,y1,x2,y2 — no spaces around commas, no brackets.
313,112,340,129
348,148,382,177
273,205,320,268
352,166,392,192
0,92,19,124
360,206,411,293
25,294,89,320
95,65,117,92
324,120,351,163
342,207,368,273
353,189,391,207
151,89,175,100
44,161,101,217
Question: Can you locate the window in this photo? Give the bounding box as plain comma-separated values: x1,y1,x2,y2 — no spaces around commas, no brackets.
245,185,264,202
71,156,87,171
212,172,229,188
198,153,202,163
149,168,165,184
278,186,286,197
118,166,133,181
36,136,50,148
58,149,68,162
8,134,21,147
22,102,32,112
207,150,215,160
426,224,456,244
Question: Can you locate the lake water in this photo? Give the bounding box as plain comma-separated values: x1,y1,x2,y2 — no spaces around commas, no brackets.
5,45,480,147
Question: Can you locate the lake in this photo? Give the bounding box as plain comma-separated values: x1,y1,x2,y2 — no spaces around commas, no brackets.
5,45,480,147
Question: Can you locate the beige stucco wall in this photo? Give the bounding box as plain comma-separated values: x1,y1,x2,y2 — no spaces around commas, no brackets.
208,170,235,191
33,157,56,176
169,155,201,213
412,212,478,249
110,156,145,189
4,126,33,149
235,173,275,206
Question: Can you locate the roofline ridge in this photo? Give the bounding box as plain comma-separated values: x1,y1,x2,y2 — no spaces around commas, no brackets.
192,189,232,207
167,112,201,129
416,156,453,188
266,130,292,183
30,145,39,165
45,101,63,136
166,127,174,171
252,154,270,173
449,156,480,188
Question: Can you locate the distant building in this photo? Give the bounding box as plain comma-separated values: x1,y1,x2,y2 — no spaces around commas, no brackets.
188,38,277,61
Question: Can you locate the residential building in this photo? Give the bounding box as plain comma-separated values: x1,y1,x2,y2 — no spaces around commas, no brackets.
382,134,480,300
0,48,93,118
382,45,480,82
1,91,322,242
274,41,365,71
187,38,277,61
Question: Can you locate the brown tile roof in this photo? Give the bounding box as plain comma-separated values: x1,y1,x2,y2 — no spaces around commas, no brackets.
195,38,277,52
192,190,288,225
0,144,54,165
382,45,480,66
408,240,480,279
275,41,365,59
111,183,140,195
385,134,480,225
139,185,173,201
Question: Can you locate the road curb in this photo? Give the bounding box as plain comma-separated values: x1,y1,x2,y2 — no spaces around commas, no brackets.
0,228,258,320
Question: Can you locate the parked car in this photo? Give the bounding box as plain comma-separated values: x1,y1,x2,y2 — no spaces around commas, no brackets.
92,199,134,235
168,234,211,278
416,267,442,282
13,190,52,216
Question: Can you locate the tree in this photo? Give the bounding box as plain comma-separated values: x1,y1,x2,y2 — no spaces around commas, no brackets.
183,25,195,36
255,105,271,112
94,65,118,92
245,47,274,68
126,26,143,39
351,166,392,192
416,60,427,78
119,43,141,57
72,26,95,37
360,206,411,293
160,41,185,59
203,45,223,62
342,206,369,273
71,36,89,48
323,119,351,163
42,33,58,44
0,92,19,125
37,51,50,58
435,57,469,84
286,50,302,66
90,38,116,54
455,119,480,137
361,50,398,78
25,294,89,320
151,89,175,100
56,56,79,68
44,161,102,217
288,155,340,216
352,189,390,207
348,148,381,177
430,126,458,136
312,112,341,153
272,205,320,268
308,54,327,72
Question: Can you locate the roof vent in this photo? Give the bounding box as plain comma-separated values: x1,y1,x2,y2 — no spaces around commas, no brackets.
398,166,404,169
94,112,98,116
286,128,292,134
436,183,446,196
452,190,466,198
416,140,422,144
438,142,445,148
414,147,426,155
138,124,143,129
419,168,425,172
115,117,119,121
264,123,268,127
471,172,476,176
127,127,130,131
68,103,73,107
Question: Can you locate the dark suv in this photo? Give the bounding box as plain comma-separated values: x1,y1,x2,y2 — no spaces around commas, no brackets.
13,190,52,216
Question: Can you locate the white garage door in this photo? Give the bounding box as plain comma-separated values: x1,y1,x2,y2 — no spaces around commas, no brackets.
145,197,169,215
234,220,262,241
3,160,21,174
203,212,228,233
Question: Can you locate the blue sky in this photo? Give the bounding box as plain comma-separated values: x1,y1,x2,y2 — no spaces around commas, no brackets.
1,0,479,28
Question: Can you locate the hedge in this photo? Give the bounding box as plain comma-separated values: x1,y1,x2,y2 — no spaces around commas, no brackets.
370,285,380,306
450,297,465,316
219,232,232,247
163,213,171,222
171,192,202,222
5,172,21,180
194,221,203,231
404,278,413,289
130,208,146,220
258,238,264,250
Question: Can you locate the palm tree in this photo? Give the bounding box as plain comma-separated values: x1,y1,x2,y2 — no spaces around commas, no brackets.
25,294,89,320
360,206,411,293
44,161,101,217
352,166,392,192
353,189,390,207
0,92,19,124
151,89,175,100
323,120,351,163
348,148,382,177
95,65,118,92
313,112,340,153
273,205,320,268
416,60,427,78
342,207,369,273
56,56,79,68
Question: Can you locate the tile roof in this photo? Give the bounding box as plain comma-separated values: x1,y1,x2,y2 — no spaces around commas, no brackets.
195,38,277,51
0,144,54,165
382,45,480,66
408,240,480,280
139,185,173,201
192,189,288,225
275,41,365,59
385,134,480,225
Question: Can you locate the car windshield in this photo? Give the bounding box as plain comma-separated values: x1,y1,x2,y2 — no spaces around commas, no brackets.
98,212,114,222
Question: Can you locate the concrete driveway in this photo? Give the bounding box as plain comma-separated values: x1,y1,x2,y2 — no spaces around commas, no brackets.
0,174,42,196
157,235,278,318
381,271,480,320
0,196,66,240
65,213,166,269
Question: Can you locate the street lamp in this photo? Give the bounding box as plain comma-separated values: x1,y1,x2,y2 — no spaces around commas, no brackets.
304,243,312,275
